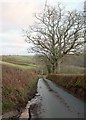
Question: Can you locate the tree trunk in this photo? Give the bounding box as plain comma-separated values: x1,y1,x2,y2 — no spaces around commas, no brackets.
58,60,61,73
55,62,58,73
46,64,52,74
52,64,55,73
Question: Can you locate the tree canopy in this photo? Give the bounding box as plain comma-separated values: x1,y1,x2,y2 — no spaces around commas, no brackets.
25,4,85,73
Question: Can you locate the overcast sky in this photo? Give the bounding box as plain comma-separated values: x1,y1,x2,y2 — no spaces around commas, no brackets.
0,0,85,55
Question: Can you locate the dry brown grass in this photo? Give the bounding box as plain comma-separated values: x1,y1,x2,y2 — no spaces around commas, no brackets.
2,64,38,113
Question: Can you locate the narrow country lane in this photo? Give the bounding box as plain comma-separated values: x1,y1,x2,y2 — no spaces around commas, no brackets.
30,78,85,118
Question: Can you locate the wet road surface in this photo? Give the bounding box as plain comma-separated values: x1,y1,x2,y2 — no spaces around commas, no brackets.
31,78,85,118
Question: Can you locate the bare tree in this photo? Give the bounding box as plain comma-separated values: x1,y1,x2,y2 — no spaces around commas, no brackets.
25,4,85,73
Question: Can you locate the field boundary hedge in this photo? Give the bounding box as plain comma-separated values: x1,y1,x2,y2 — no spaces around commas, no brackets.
47,74,86,101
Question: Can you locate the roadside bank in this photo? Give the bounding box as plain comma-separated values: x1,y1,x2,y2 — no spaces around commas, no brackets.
47,74,86,101
2,63,38,119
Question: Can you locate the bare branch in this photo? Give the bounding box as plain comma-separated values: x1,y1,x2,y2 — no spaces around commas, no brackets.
24,4,84,73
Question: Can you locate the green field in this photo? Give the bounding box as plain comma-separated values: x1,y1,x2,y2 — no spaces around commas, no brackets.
0,61,37,70
57,64,86,74
1,55,86,74
1,55,38,71
2,55,35,64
